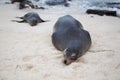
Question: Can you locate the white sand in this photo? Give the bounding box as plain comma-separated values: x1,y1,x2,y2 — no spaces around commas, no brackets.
0,4,120,80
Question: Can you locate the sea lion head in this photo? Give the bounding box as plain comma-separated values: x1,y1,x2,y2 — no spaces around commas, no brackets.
63,47,80,65
28,18,38,26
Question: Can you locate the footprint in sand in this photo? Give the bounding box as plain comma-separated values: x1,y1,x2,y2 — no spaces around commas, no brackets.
115,64,120,69
22,56,36,62
89,49,113,53
22,64,34,71
16,64,34,71
75,57,87,64
0,78,7,80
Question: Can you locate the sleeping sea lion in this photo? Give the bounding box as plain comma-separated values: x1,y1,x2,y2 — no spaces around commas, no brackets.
12,12,46,26
52,15,91,65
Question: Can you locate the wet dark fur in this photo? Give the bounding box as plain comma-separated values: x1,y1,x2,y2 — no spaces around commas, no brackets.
52,15,91,65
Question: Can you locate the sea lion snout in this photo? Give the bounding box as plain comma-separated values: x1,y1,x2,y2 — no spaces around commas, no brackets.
63,51,78,65
64,59,73,65
30,22,37,26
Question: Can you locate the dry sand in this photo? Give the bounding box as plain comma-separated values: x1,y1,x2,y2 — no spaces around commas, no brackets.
0,4,120,80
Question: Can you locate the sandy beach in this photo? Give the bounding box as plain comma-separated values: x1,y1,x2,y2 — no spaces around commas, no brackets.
0,3,120,80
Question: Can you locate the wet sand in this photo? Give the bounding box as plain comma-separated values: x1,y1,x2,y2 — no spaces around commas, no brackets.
0,4,120,80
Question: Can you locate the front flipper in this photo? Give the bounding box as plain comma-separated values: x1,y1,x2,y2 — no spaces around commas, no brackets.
15,17,24,19
39,19,50,23
11,20,26,23
52,32,64,51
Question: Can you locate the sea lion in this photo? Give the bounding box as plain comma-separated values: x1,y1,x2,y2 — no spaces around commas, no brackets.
12,12,46,26
52,15,91,65
11,0,34,9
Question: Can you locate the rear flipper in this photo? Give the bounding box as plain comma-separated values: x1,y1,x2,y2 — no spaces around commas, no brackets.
11,20,26,23
39,20,50,23
15,17,24,19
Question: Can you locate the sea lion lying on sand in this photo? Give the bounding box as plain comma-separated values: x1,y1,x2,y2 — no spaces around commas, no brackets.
52,15,92,65
12,12,46,26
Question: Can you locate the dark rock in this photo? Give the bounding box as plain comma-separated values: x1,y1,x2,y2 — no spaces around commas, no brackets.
86,9,117,16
